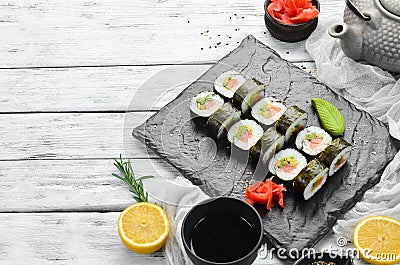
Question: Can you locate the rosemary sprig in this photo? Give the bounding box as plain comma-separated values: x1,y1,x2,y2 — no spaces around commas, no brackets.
113,154,154,203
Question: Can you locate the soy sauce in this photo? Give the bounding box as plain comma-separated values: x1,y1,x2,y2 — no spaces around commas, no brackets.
189,212,258,263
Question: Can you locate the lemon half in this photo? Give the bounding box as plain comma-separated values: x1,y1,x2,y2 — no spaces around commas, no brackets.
118,202,170,254
353,216,400,265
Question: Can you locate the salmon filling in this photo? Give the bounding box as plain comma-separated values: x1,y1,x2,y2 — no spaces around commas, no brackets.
196,95,217,110
234,125,253,143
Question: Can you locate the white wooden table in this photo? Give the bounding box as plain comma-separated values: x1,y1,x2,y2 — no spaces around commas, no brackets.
0,0,345,264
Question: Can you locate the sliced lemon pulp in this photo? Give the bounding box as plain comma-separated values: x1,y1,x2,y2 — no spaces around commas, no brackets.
118,202,170,254
353,216,400,265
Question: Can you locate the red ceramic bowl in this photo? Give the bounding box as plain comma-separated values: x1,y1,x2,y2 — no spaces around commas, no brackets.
264,0,320,42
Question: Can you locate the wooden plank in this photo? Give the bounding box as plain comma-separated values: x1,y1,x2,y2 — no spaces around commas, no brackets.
0,212,166,264
0,158,180,212
0,63,316,113
0,0,344,67
0,112,155,160
0,65,210,112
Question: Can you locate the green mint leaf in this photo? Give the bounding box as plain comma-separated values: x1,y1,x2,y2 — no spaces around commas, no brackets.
311,98,345,136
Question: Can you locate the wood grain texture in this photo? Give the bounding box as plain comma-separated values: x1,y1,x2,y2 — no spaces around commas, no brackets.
0,0,344,68
0,112,159,160
0,158,180,212
0,63,316,113
0,212,167,265
0,65,210,112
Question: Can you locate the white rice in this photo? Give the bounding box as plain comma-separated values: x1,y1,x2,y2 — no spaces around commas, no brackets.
251,97,287,126
303,168,329,200
227,120,264,150
295,126,332,156
268,148,307,181
214,70,247,98
328,146,352,176
189,91,224,117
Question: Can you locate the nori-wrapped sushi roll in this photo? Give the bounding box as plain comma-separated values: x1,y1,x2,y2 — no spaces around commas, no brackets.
251,97,287,126
214,70,247,99
232,79,264,116
206,102,241,139
268,149,307,181
295,126,332,156
189,91,224,117
227,119,264,150
250,127,285,165
294,159,329,200
319,138,351,176
275,106,308,142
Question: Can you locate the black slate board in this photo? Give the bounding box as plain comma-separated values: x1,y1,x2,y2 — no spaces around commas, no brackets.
133,35,399,252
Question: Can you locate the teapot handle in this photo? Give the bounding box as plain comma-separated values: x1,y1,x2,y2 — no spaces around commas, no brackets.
346,0,371,21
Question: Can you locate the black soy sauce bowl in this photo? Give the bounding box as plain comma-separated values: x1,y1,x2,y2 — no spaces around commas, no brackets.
294,252,354,265
181,197,264,265
264,0,320,42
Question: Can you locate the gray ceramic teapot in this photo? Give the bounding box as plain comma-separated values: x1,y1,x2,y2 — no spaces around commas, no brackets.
329,0,400,72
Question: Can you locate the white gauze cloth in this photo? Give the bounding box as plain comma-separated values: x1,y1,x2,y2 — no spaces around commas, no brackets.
305,15,400,263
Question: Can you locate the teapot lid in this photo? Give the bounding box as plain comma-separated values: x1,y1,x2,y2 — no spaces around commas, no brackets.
379,0,400,16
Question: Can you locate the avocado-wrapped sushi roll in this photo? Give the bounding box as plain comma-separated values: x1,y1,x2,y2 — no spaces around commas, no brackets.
275,106,308,142
207,102,241,139
190,91,224,117
214,70,247,99
251,97,287,126
319,138,351,176
268,149,307,181
227,119,264,150
250,127,285,165
232,79,265,116
294,159,329,200
295,126,332,156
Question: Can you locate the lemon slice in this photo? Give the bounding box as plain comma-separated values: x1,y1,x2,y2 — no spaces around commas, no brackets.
118,202,170,254
353,216,400,265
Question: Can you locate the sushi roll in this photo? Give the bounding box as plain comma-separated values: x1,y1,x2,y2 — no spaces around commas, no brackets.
250,127,285,165
269,149,307,181
295,126,332,156
214,70,247,99
227,119,264,150
189,91,224,118
275,106,308,142
294,159,329,200
251,97,287,126
232,79,265,116
319,138,352,176
207,102,241,139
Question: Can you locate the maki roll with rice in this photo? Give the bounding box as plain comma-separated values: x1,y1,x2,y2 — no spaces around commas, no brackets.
232,79,265,116
214,70,247,99
269,149,307,181
251,97,287,126
250,127,285,165
227,120,264,150
295,126,332,156
190,91,224,117
319,138,351,176
294,159,329,200
207,102,241,139
275,106,308,142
